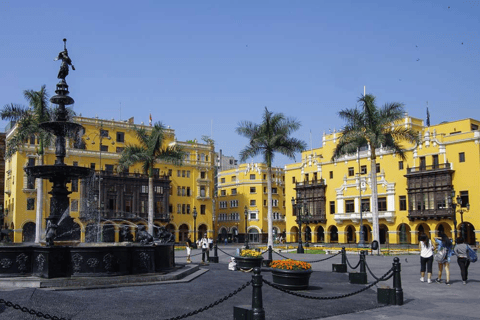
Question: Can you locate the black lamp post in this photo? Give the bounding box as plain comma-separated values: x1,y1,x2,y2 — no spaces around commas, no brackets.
359,203,366,248
455,195,469,240
193,206,197,249
292,197,304,254
212,197,216,244
448,191,458,244
244,205,249,249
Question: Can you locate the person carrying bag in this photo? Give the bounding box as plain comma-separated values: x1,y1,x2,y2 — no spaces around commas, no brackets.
454,236,472,285
200,233,210,263
419,234,435,283
434,233,454,286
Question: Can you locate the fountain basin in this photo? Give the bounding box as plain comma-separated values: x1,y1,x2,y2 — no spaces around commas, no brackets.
24,165,92,180
0,244,175,279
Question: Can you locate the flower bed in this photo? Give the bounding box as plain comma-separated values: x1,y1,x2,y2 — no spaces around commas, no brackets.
236,249,263,270
270,259,311,271
270,259,312,290
240,249,263,258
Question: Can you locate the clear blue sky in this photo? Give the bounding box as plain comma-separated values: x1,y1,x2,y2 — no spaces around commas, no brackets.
1,1,479,166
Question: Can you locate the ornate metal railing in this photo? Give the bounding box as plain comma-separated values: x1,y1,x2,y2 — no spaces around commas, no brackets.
406,162,451,173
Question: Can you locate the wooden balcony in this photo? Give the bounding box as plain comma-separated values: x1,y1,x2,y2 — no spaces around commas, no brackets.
406,163,451,175
407,208,453,221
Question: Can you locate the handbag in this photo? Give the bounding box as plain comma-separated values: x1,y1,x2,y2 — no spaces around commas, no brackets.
434,247,447,262
467,245,478,263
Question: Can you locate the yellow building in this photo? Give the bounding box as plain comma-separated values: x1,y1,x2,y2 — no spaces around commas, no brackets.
4,116,215,244
216,163,286,244
285,116,480,246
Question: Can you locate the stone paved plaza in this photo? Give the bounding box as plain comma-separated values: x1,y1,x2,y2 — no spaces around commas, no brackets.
0,245,478,320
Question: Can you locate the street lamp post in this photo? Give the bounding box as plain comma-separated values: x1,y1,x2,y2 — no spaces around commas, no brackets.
448,191,458,244
212,197,216,244
211,199,219,263
455,195,469,240
291,197,305,254
193,207,198,249
359,203,366,247
244,205,249,249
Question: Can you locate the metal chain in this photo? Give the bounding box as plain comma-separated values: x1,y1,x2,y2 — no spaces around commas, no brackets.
216,247,235,257
272,250,293,260
345,255,361,270
161,280,252,320
303,251,342,263
271,250,341,263
363,261,395,282
0,299,70,320
262,267,394,300
176,252,204,258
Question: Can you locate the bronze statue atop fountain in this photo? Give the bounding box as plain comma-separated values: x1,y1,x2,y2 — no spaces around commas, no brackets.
54,38,75,80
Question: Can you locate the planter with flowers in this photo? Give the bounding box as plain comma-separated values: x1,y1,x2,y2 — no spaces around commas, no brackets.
235,249,264,270
270,259,313,290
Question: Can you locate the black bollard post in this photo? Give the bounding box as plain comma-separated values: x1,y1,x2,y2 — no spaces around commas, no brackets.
393,257,403,305
332,246,347,273
252,267,265,320
359,251,366,274
348,250,367,284
233,267,265,319
210,244,219,263
377,257,403,305
263,245,273,267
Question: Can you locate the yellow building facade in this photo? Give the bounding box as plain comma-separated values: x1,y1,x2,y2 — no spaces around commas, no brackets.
4,116,215,243
285,116,480,246
216,163,286,244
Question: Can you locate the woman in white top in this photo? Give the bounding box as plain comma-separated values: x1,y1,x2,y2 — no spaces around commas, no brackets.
419,234,435,283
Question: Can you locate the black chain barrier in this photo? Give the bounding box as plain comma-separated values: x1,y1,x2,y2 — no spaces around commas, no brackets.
217,247,235,257
272,250,342,263
262,266,394,300
0,298,70,320
363,260,394,282
272,250,294,260
176,251,204,258
161,280,252,320
345,254,361,270
302,251,342,263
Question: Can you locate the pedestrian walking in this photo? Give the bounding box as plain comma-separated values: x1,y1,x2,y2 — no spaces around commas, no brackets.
454,236,471,285
186,235,192,263
200,233,209,263
435,233,454,286
419,234,435,283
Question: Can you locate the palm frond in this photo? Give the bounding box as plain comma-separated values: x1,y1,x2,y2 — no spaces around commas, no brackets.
236,107,306,166
1,103,30,121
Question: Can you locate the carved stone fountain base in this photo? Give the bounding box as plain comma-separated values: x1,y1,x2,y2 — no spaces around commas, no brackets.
0,244,175,279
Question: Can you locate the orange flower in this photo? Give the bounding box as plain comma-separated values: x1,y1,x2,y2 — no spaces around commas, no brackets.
270,259,311,270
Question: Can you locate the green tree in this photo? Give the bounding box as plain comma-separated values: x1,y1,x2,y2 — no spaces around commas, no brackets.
332,94,418,251
236,107,307,248
1,85,53,243
117,122,185,235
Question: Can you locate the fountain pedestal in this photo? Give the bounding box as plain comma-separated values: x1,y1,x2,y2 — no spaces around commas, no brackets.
32,247,69,278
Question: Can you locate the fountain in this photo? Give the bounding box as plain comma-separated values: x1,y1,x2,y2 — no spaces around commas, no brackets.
0,39,175,279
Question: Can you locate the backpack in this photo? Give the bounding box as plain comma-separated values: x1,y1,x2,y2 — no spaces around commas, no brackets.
467,246,478,263
434,247,447,262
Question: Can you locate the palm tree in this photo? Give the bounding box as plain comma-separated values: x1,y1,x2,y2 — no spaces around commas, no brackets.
1,85,53,243
332,94,418,252
236,107,307,248
117,122,185,235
